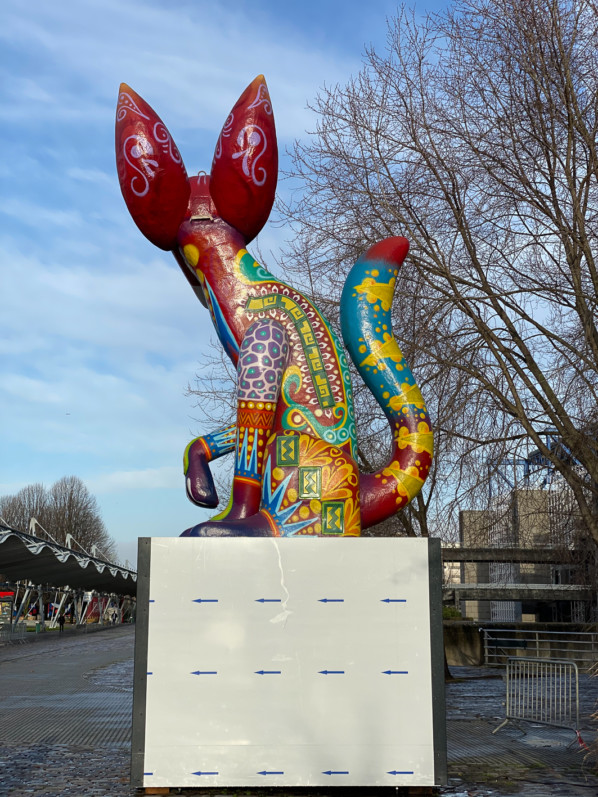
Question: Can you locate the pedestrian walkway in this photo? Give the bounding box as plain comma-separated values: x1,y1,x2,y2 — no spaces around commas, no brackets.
445,667,598,796
0,626,133,796
0,630,596,796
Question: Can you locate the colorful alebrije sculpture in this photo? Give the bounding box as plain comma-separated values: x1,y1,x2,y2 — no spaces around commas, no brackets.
115,76,433,537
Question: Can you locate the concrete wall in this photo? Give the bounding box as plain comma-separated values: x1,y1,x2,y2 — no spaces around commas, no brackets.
443,621,484,666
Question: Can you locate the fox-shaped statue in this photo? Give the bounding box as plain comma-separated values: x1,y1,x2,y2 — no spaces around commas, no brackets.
115,75,433,537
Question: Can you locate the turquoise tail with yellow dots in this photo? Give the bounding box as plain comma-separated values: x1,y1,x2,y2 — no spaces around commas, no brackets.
340,237,433,528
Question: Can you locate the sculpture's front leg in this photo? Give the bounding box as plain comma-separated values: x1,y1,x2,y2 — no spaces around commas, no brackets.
184,425,237,508
185,319,289,537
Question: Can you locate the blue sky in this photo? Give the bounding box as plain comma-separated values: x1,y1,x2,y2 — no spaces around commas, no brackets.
0,0,443,567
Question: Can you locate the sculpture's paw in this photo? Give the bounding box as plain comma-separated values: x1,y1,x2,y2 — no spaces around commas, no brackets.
180,517,274,538
185,439,219,508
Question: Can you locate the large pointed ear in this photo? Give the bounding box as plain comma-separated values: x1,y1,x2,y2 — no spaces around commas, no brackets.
210,75,278,242
115,84,190,251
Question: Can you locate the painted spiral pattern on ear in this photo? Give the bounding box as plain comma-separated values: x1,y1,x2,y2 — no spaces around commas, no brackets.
122,135,157,197
209,75,278,242
232,125,269,186
116,90,150,122
153,122,183,164
248,82,273,115
214,113,234,161
115,82,190,251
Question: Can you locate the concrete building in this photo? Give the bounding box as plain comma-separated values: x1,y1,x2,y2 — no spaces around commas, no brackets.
457,486,597,623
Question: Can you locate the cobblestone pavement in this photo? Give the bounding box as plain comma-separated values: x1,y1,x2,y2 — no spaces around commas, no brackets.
0,630,596,796
0,626,134,795
443,667,598,796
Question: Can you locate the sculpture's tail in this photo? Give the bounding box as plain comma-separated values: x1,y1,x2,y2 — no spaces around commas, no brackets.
340,238,433,529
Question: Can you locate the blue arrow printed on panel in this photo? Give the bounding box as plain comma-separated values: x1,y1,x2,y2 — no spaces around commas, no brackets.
319,670,345,675
388,770,414,775
323,770,349,775
148,599,155,603
193,598,218,603
255,598,282,603
193,771,219,776
319,598,344,603
381,598,406,603
382,670,408,675
143,772,153,776
191,670,218,675
258,771,285,775
255,670,282,675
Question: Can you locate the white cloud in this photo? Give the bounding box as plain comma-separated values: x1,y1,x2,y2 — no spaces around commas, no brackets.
0,0,359,142
0,244,210,358
87,465,183,493
2,374,64,405
66,167,113,186
0,197,83,229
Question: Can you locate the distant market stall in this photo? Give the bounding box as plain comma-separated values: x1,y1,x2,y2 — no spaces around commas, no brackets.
0,522,136,595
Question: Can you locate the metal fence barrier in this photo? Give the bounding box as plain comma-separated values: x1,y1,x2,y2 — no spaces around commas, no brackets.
0,623,27,642
482,627,598,671
493,657,579,735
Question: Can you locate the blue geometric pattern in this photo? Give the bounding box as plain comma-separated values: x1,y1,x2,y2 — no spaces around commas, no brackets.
205,280,240,363
236,431,260,480
260,457,312,536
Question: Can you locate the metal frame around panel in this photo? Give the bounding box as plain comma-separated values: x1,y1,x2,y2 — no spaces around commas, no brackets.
131,536,448,787
428,537,448,785
130,537,151,788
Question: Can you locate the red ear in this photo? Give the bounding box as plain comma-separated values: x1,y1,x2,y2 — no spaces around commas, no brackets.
210,75,278,242
115,83,190,251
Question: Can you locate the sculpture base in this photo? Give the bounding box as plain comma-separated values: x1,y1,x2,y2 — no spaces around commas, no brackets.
131,536,447,788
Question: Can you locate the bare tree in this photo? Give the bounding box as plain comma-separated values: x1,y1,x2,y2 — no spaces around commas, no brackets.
0,476,117,561
280,0,598,543
0,483,48,535
47,476,117,560
187,339,238,513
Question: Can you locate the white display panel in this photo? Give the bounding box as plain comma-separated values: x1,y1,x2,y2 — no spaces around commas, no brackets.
134,537,445,788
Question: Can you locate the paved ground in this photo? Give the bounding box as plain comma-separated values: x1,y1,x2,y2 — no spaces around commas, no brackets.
0,627,596,796
0,626,134,795
444,668,598,796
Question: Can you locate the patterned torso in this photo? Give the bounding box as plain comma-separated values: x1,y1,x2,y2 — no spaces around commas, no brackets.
205,248,358,460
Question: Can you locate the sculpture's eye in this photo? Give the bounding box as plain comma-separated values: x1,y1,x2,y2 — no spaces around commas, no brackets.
181,244,200,268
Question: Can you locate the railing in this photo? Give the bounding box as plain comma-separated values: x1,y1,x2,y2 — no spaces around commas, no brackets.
481,627,598,671
0,623,27,642
493,657,579,734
